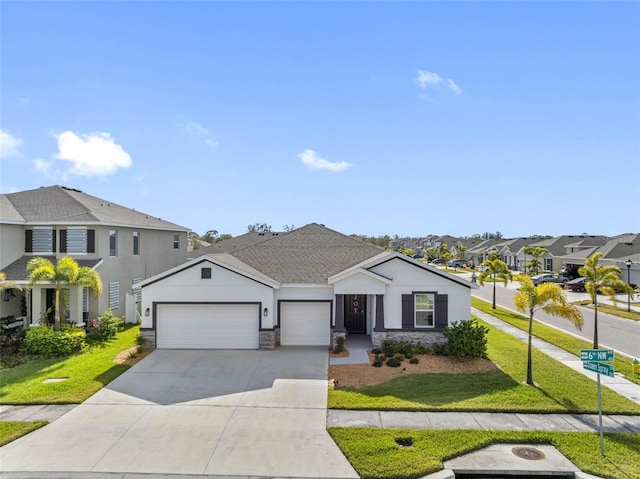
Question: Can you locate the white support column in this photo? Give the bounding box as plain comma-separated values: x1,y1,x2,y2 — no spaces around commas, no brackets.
69,287,84,326
31,287,43,326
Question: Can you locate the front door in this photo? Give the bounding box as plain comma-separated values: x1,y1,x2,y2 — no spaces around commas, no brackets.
344,294,366,334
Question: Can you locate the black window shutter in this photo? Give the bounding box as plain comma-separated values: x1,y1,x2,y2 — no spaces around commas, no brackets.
59,230,67,253
435,294,448,329
52,229,57,252
25,230,33,253
87,230,95,253
402,294,414,329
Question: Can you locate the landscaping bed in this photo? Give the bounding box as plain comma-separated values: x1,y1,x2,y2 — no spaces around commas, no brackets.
329,351,497,389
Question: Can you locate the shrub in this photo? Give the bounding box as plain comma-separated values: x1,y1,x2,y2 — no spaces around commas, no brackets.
87,310,124,342
372,358,383,367
395,353,405,362
381,339,398,356
432,343,447,356
386,357,402,368
332,336,346,354
409,357,419,364
442,318,489,360
371,347,382,355
0,328,27,367
25,325,86,356
397,341,414,357
413,342,429,355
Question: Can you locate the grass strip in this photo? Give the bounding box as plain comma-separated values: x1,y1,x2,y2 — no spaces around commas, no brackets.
0,325,140,404
329,428,640,479
0,421,48,446
572,300,640,322
328,319,640,413
472,296,640,386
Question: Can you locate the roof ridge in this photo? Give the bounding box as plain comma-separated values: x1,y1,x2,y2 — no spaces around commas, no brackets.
56,186,101,222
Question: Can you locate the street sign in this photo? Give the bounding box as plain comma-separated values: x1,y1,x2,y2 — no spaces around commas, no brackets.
583,361,615,377
580,349,614,362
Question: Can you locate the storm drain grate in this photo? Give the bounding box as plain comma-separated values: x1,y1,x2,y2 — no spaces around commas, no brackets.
511,446,546,460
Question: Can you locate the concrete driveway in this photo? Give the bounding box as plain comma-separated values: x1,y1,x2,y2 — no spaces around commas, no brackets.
0,348,358,478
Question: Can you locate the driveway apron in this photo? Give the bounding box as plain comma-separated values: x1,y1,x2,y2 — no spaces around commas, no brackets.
0,348,358,478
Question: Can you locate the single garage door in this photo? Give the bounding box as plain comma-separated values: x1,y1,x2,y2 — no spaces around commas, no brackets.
280,301,331,346
156,303,259,349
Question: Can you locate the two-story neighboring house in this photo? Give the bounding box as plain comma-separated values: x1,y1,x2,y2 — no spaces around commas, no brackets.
0,185,189,326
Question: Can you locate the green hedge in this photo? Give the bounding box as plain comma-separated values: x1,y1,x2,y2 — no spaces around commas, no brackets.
25,325,86,356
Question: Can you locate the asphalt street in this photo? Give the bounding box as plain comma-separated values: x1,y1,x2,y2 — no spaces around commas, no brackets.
471,279,640,359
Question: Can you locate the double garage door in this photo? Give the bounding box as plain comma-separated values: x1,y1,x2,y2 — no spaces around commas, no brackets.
156,303,260,349
156,301,331,349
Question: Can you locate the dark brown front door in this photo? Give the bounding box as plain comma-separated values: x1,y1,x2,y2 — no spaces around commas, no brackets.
345,294,366,334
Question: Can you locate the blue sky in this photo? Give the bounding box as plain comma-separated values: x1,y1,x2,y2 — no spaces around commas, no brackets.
2,1,639,238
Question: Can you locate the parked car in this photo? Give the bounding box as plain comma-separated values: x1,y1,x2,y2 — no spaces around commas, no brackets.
431,258,447,265
531,273,569,286
597,282,637,294
565,277,587,292
447,259,469,268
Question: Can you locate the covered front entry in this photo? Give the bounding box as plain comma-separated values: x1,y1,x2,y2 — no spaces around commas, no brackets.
156,303,260,349
344,294,366,334
279,301,331,346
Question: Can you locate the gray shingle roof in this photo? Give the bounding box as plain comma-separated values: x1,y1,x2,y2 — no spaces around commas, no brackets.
2,256,103,282
2,185,188,231
196,231,284,255
227,223,385,284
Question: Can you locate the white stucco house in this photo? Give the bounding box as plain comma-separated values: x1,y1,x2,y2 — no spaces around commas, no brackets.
139,223,477,350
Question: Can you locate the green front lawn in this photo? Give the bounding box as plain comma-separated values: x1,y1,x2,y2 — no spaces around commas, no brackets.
329,428,640,479
0,325,141,404
328,319,640,413
0,421,48,446
472,297,640,386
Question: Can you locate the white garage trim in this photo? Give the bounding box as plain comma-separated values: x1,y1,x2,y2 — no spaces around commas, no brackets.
155,302,260,349
279,301,331,346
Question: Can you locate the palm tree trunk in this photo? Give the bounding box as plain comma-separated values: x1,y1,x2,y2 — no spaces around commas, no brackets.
593,305,598,349
54,288,61,332
527,311,534,385
492,274,497,309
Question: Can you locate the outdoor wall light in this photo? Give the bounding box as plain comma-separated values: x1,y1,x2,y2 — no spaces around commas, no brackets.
263,308,268,317
144,308,150,316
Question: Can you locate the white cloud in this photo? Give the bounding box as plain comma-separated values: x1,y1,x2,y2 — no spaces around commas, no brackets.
416,70,462,95
298,149,351,172
53,131,132,177
183,121,219,149
0,129,23,158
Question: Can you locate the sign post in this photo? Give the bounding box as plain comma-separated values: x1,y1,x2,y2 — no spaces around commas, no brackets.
580,349,615,457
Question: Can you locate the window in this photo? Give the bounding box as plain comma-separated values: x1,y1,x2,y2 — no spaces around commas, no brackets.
414,293,435,328
173,234,180,249
108,282,120,310
66,227,88,254
201,267,212,279
109,230,117,256
32,228,54,253
545,258,553,271
133,231,140,255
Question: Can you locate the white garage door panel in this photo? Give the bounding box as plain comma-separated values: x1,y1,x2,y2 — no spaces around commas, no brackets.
157,303,259,349
280,302,330,346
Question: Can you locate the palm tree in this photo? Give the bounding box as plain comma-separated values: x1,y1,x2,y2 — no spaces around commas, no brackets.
579,252,633,348
457,245,468,260
525,247,548,275
478,254,513,309
514,276,583,385
27,256,103,331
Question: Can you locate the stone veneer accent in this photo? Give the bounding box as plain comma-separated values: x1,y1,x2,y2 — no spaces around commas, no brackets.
331,329,346,349
139,329,156,349
372,330,445,348
259,329,277,350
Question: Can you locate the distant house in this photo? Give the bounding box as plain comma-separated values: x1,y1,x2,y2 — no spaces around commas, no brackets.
514,235,608,274
0,186,189,326
139,223,476,350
